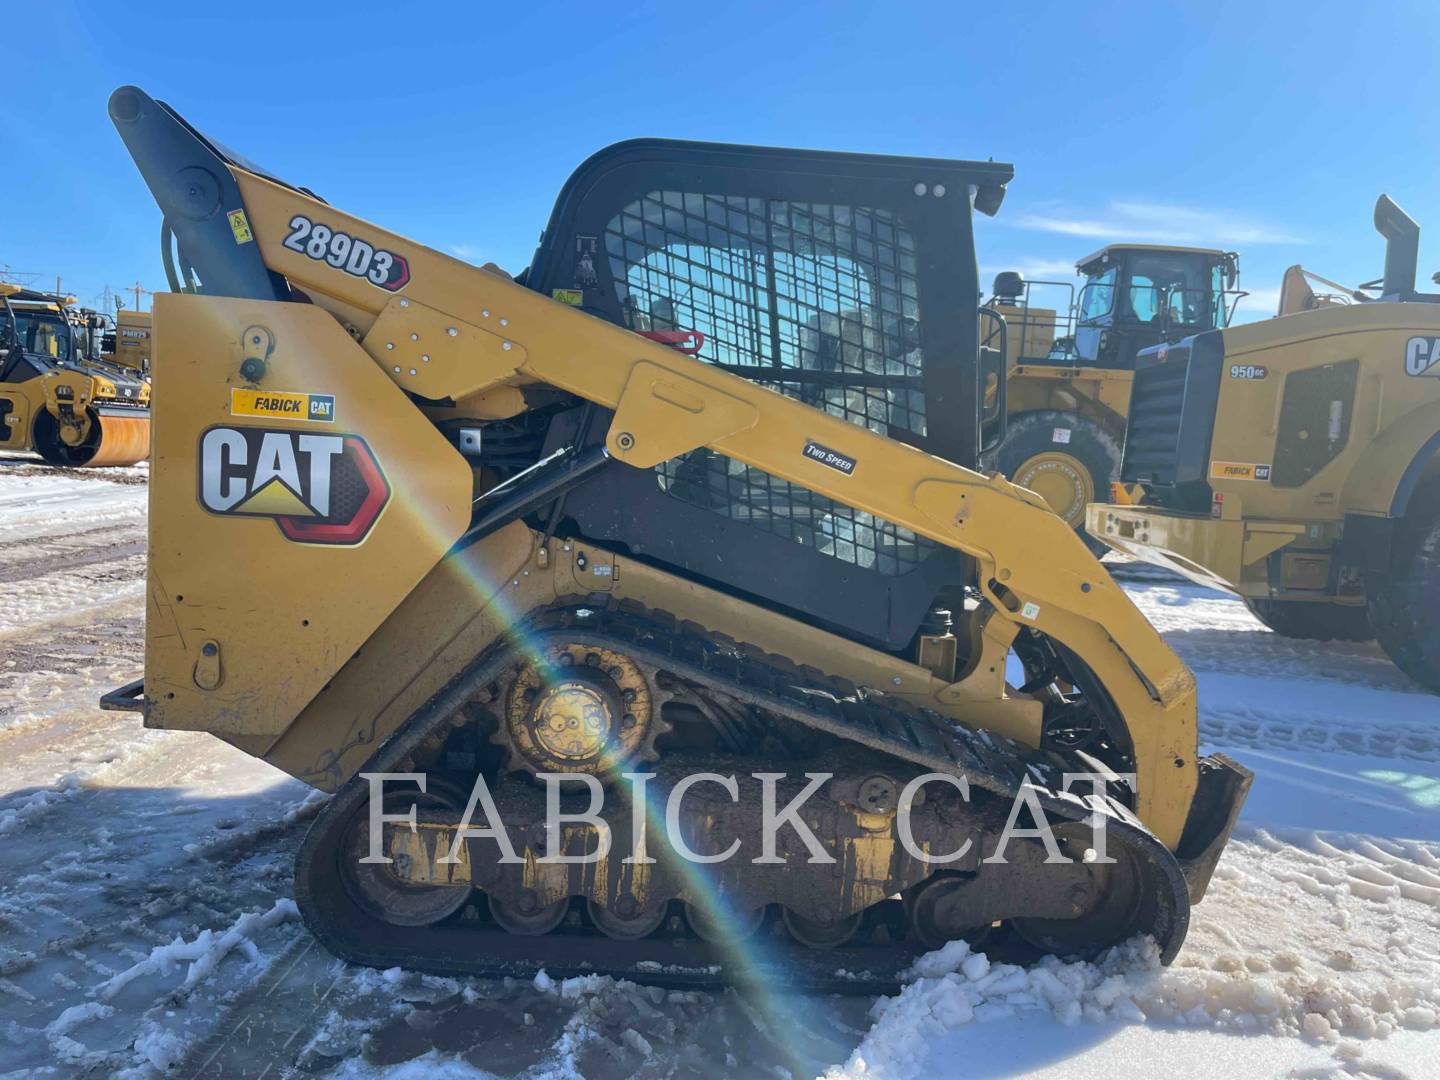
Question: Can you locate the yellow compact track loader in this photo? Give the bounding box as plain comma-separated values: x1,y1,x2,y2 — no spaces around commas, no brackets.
982,246,1243,552
104,86,1249,989
0,284,151,466
1089,196,1440,691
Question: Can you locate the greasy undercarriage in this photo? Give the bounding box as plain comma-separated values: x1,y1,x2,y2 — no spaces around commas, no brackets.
295,603,1191,993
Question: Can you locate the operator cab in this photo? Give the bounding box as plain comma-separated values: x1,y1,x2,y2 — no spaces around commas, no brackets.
988,246,1241,372
0,291,80,382
1071,245,1239,369
518,139,1014,649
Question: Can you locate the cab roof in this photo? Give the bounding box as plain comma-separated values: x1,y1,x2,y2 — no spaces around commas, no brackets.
1076,243,1230,273
3,287,76,307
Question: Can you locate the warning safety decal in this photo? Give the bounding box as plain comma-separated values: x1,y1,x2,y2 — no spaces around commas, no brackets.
231,388,335,423
198,426,389,545
1209,461,1272,482
227,208,254,245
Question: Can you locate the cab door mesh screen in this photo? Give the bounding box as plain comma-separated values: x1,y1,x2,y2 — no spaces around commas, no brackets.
605,192,935,576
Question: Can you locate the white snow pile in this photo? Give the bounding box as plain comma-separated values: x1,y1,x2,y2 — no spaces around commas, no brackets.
42,1001,117,1064
97,897,300,1001
829,933,1440,1079
532,969,657,1076
127,1024,193,1074
0,771,82,835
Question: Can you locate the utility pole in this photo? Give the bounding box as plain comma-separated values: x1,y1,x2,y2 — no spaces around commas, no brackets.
129,281,147,312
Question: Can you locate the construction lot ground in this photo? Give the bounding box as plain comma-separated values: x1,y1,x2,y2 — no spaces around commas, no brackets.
0,457,1436,1079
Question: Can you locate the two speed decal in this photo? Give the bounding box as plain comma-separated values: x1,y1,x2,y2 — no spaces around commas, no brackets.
282,214,410,292
803,440,857,475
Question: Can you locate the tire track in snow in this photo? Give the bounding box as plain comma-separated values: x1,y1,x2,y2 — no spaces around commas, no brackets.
1199,673,1440,764
0,536,146,584
1122,575,1417,694
0,549,145,641
0,469,148,645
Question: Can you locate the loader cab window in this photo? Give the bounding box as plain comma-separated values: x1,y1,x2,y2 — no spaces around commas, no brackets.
1121,253,1218,330
1077,266,1116,323
12,312,70,361
1210,262,1228,322
608,195,926,436
605,191,934,575
1127,274,1162,322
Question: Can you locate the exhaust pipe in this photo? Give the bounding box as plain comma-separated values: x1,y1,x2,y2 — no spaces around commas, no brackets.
1374,194,1419,297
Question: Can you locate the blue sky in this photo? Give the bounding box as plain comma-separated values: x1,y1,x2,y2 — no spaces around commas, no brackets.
6,1,1438,323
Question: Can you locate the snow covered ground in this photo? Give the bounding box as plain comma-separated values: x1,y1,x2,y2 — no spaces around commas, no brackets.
0,458,1436,1078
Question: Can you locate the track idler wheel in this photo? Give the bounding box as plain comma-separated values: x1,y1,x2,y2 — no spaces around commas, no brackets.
1009,846,1145,959
586,896,668,940
782,907,862,950
336,783,472,927
488,892,569,935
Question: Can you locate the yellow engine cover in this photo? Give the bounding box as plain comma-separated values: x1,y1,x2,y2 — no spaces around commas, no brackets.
144,294,472,741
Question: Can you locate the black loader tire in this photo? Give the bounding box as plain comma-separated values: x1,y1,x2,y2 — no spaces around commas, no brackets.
1367,478,1440,693
984,410,1121,557
1243,598,1373,642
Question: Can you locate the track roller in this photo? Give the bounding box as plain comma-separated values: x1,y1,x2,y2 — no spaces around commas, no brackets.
782,907,863,950
684,900,766,943
905,874,994,951
488,892,570,935
586,897,668,940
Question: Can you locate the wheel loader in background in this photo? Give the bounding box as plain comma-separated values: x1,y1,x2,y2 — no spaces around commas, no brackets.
0,284,151,465
1089,195,1440,691
982,245,1243,552
103,85,1250,988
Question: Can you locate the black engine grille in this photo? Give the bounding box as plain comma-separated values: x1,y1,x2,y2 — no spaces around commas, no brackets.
1120,331,1225,510
1122,353,1190,485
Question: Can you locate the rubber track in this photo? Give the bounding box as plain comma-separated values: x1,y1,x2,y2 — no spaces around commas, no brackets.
294,604,1190,992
